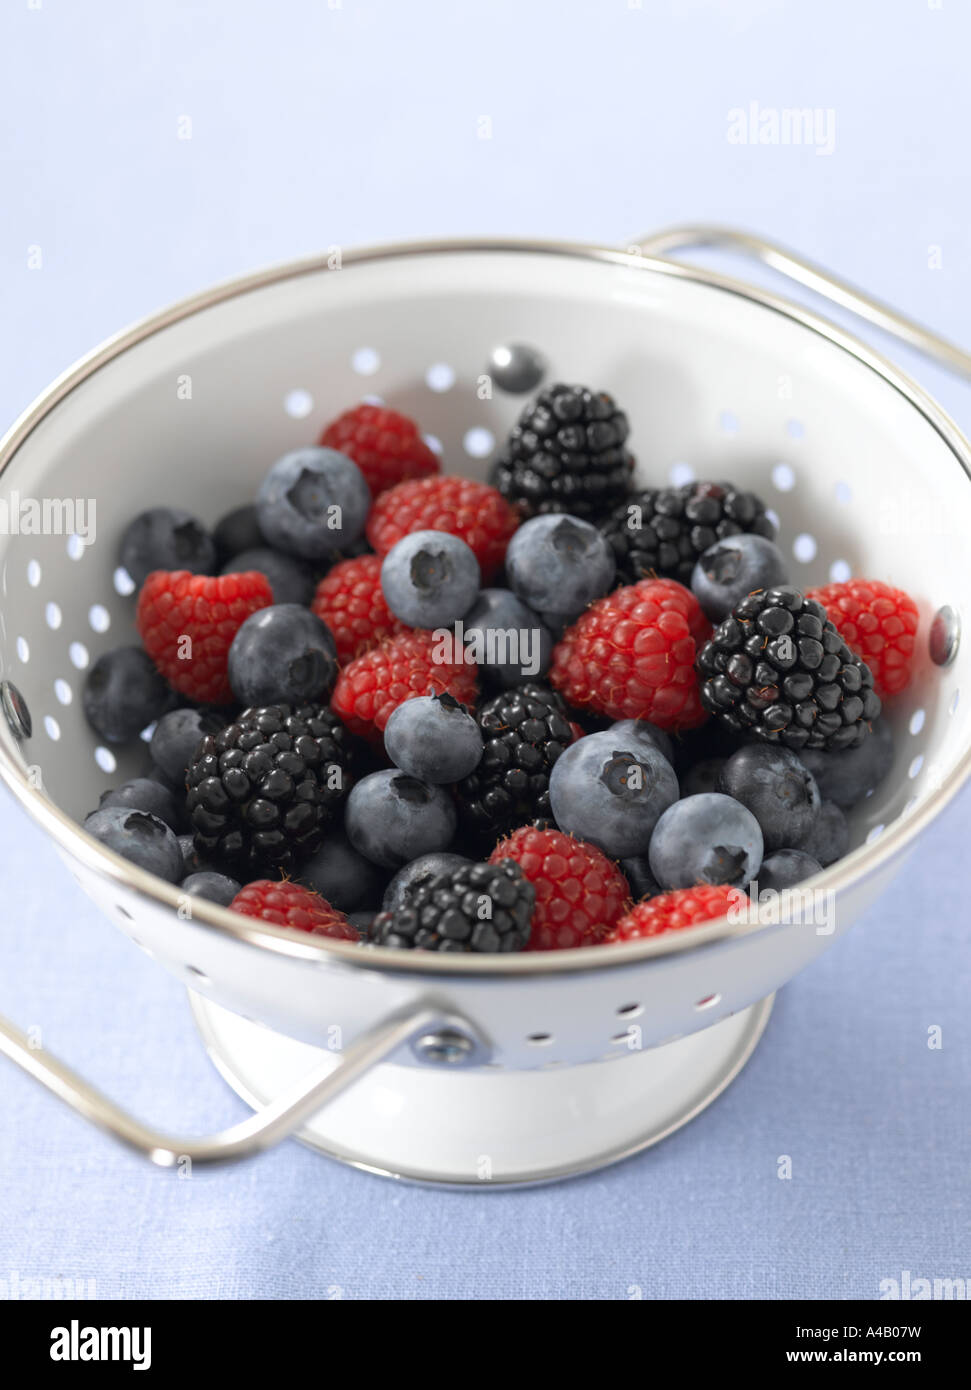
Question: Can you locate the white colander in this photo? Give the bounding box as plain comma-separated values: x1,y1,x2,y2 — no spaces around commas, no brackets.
0,227,968,1186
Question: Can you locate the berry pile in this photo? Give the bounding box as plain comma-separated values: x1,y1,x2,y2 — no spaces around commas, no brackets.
79,384,922,952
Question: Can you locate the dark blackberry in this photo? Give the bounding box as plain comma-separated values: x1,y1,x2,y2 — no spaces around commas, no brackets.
456,683,574,844
185,702,353,873
491,383,633,518
371,859,534,953
600,481,775,586
695,585,881,752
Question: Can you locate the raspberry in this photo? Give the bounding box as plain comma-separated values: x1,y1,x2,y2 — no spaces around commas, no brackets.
549,577,711,730
330,630,479,741
490,826,629,950
806,579,918,699
311,554,406,664
230,879,359,940
366,476,520,582
606,883,744,942
136,570,272,704
319,403,440,499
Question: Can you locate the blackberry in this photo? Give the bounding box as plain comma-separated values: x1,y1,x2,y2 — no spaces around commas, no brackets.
185,702,353,873
371,859,534,953
600,481,775,586
456,683,574,844
491,383,633,518
696,585,881,752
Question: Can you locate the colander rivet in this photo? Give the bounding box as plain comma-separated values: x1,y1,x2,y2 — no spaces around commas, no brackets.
486,342,546,395
929,605,960,667
1,680,32,740
413,1029,477,1066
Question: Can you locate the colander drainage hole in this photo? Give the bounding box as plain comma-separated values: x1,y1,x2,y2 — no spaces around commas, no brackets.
949,689,960,716
88,604,110,633
463,427,495,459
835,480,852,504
94,746,117,774
26,560,41,587
113,567,135,596
909,754,924,779
43,715,60,741
425,363,455,392
16,636,29,663
186,966,211,986
115,904,133,920
67,535,86,561
669,462,695,486
866,824,885,843
829,559,851,583
695,993,721,1011
616,1002,643,1019
424,433,443,455
527,1032,553,1046
351,347,380,376
909,708,925,735
284,388,314,419
719,410,739,435
45,601,62,630
771,462,795,492
793,533,817,563
69,641,89,670
54,678,72,705
787,419,805,439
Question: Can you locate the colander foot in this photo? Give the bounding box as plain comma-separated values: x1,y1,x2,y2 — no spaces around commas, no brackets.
189,991,775,1187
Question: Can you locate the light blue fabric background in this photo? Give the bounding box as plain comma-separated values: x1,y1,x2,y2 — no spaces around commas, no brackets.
1,0,969,1300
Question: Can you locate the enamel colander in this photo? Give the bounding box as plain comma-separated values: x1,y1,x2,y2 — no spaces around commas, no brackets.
0,227,968,1186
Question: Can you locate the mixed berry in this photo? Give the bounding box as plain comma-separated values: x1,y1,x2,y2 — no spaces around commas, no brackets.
80,389,921,952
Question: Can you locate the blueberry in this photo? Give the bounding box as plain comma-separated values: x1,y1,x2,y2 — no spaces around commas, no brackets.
792,799,848,866
649,793,764,891
295,832,389,913
620,855,662,901
549,728,679,858
717,743,820,852
177,833,217,877
679,756,725,798
221,548,315,606
798,717,893,808
84,807,183,882
461,588,553,688
384,693,483,783
754,849,822,896
119,507,217,588
505,515,615,622
180,871,241,906
382,852,472,912
257,447,370,560
345,771,457,869
150,707,223,784
608,718,675,767
691,534,790,622
98,777,183,831
381,530,481,628
212,504,265,562
82,646,174,743
228,604,337,706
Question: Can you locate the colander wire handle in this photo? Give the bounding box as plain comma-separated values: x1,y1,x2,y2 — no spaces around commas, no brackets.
632,225,971,384
0,1003,447,1167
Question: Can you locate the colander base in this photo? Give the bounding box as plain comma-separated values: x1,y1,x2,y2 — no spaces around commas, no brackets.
189,991,775,1187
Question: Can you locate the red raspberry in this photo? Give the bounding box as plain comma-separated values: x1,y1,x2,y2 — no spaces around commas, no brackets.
550,577,710,730
136,570,272,704
366,475,520,581
331,629,479,740
319,403,440,498
806,578,919,699
230,879,359,941
490,826,629,951
606,883,745,943
311,554,406,664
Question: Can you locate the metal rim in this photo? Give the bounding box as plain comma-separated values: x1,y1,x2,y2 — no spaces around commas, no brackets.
188,989,776,1187
1,236,970,980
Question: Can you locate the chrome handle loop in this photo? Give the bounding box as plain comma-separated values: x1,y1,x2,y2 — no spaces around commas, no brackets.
632,224,971,385
0,1004,449,1167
